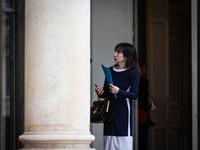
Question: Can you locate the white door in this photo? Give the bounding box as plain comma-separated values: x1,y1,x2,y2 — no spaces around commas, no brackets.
146,0,192,150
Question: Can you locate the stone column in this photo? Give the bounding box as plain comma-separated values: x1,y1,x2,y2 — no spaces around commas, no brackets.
19,1,95,149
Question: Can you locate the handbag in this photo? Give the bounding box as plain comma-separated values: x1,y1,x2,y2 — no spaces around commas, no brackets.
147,96,156,110
90,98,113,123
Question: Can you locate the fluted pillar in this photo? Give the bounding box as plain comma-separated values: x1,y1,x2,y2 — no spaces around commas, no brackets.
19,0,95,149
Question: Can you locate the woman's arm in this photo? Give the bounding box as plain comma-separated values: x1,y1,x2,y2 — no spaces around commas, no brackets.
117,69,139,100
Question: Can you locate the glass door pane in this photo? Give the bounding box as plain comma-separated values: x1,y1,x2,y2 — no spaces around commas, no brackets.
1,12,11,150
2,0,12,8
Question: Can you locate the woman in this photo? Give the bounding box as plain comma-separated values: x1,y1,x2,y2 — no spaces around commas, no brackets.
95,42,139,150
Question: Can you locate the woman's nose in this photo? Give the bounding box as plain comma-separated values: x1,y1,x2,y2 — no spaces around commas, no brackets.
114,52,117,56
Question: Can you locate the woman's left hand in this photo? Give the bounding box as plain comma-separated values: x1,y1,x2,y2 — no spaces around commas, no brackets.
109,84,119,94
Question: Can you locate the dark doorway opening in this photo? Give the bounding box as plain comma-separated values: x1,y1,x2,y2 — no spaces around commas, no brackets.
137,0,192,150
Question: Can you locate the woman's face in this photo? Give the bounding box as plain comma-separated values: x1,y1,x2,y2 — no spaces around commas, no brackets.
113,48,126,64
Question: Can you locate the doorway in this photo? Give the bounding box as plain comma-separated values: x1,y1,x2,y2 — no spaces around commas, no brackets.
137,0,192,150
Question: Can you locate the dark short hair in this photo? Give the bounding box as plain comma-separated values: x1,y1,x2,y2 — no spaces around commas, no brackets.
138,59,146,69
114,42,139,72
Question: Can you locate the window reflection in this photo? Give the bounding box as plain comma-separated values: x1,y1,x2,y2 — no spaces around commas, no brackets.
2,0,11,8
1,12,11,150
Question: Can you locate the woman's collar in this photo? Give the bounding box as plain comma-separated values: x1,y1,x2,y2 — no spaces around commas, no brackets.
113,66,128,72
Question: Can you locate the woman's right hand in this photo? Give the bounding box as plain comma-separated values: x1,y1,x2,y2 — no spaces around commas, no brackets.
95,86,104,95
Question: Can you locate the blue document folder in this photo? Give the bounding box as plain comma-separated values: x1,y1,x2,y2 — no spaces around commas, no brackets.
101,64,117,98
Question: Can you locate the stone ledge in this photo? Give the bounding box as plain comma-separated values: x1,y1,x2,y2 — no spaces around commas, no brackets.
19,148,96,150
19,133,95,149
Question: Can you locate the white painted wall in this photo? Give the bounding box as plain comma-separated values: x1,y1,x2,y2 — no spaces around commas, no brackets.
90,0,133,149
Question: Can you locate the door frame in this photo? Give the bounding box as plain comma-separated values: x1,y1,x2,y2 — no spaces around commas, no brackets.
191,0,198,150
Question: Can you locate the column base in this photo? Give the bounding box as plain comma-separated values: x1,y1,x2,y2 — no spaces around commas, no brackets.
19,132,95,150
20,149,95,150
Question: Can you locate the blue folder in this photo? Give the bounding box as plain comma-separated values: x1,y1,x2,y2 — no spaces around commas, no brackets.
101,64,117,98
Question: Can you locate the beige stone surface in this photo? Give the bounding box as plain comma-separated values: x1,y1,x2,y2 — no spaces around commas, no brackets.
20,149,95,150
25,0,91,129
19,132,95,149
19,0,94,149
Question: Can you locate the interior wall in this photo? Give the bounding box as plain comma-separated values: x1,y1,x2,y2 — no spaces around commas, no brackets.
91,0,133,149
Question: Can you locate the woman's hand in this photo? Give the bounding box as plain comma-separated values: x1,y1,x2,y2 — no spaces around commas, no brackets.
109,84,119,94
95,86,104,95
